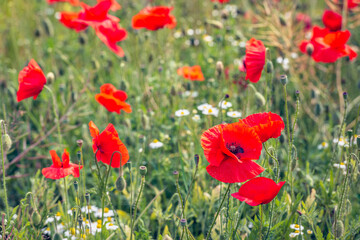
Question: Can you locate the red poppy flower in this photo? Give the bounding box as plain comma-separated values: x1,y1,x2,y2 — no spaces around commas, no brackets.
177,66,205,81
94,19,127,57
95,83,131,113
42,149,83,179
211,0,230,3
132,6,176,31
322,10,342,31
295,13,312,31
97,0,121,11
201,122,264,183
58,12,89,32
231,177,285,206
240,112,285,143
299,26,357,62
47,0,80,5
17,59,47,102
89,121,129,168
334,0,359,9
242,38,266,83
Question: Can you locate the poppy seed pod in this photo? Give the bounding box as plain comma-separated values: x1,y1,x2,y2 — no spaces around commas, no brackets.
194,154,199,167
266,60,273,73
76,139,83,148
53,233,62,240
216,61,224,77
2,134,12,152
280,75,288,85
306,43,314,56
180,219,187,227
85,193,90,205
32,212,41,225
332,220,344,238
139,166,147,176
116,176,127,191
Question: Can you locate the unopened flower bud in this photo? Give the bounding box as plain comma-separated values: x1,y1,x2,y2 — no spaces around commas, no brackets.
255,92,266,106
347,130,353,142
46,72,55,84
332,220,344,238
306,43,314,56
76,139,83,148
2,134,12,152
343,92,348,100
180,219,187,227
77,151,81,162
139,166,147,176
32,212,41,225
295,90,300,99
116,176,127,191
279,15,286,26
280,75,288,85
194,154,199,167
315,104,321,116
266,60,273,73
85,193,90,205
173,170,179,180
171,86,177,96
53,233,62,240
296,210,303,216
42,18,54,37
216,61,224,77
225,94,229,99
74,181,78,192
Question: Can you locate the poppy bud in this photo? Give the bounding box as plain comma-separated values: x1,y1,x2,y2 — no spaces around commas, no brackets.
85,193,90,205
78,33,87,45
53,233,62,240
332,220,344,238
34,28,41,38
2,134,12,152
120,81,127,91
216,61,224,77
194,154,199,167
77,139,83,148
139,166,147,176
315,104,321,116
347,130,353,142
225,94,230,99
280,75,288,85
266,60,273,73
173,170,179,180
180,219,187,227
279,15,286,26
32,212,41,225
46,72,55,84
306,43,314,56
291,157,298,171
42,18,54,37
141,112,150,130
91,58,100,70
171,86,177,96
74,181,79,192
343,92,348,100
255,92,266,106
279,134,285,144
116,176,127,191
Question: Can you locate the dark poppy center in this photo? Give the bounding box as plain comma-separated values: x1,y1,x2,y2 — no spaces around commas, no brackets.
226,143,244,156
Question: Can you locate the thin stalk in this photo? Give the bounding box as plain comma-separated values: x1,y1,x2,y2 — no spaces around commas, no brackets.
44,86,62,146
63,177,68,227
181,165,198,219
205,183,232,240
259,205,263,240
337,158,350,219
283,85,293,195
180,226,185,240
264,200,275,240
176,178,185,218
130,175,145,240
0,125,9,218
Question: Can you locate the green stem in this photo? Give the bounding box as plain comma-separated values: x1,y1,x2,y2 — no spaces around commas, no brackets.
63,177,68,228
130,176,145,240
44,85,62,146
259,205,263,240
283,85,293,195
205,183,232,240
0,125,9,218
181,165,198,219
264,200,275,240
337,158,350,219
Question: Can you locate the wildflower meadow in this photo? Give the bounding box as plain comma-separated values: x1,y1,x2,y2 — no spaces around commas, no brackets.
1,0,360,239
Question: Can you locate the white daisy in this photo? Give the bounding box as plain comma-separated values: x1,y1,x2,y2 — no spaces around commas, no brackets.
334,162,347,170
42,227,51,235
333,137,349,147
94,207,114,218
227,111,242,118
219,101,232,109
45,217,55,224
81,205,98,214
175,109,190,117
192,114,201,122
106,222,119,230
290,224,304,231
197,103,212,111
202,107,219,117
289,230,303,238
149,139,164,149
317,142,329,150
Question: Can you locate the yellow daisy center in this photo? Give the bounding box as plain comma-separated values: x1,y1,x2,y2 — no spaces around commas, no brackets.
321,142,326,147
340,162,345,166
70,228,76,235
295,230,300,233
295,224,300,228
153,139,159,143
104,207,109,213
56,212,61,217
